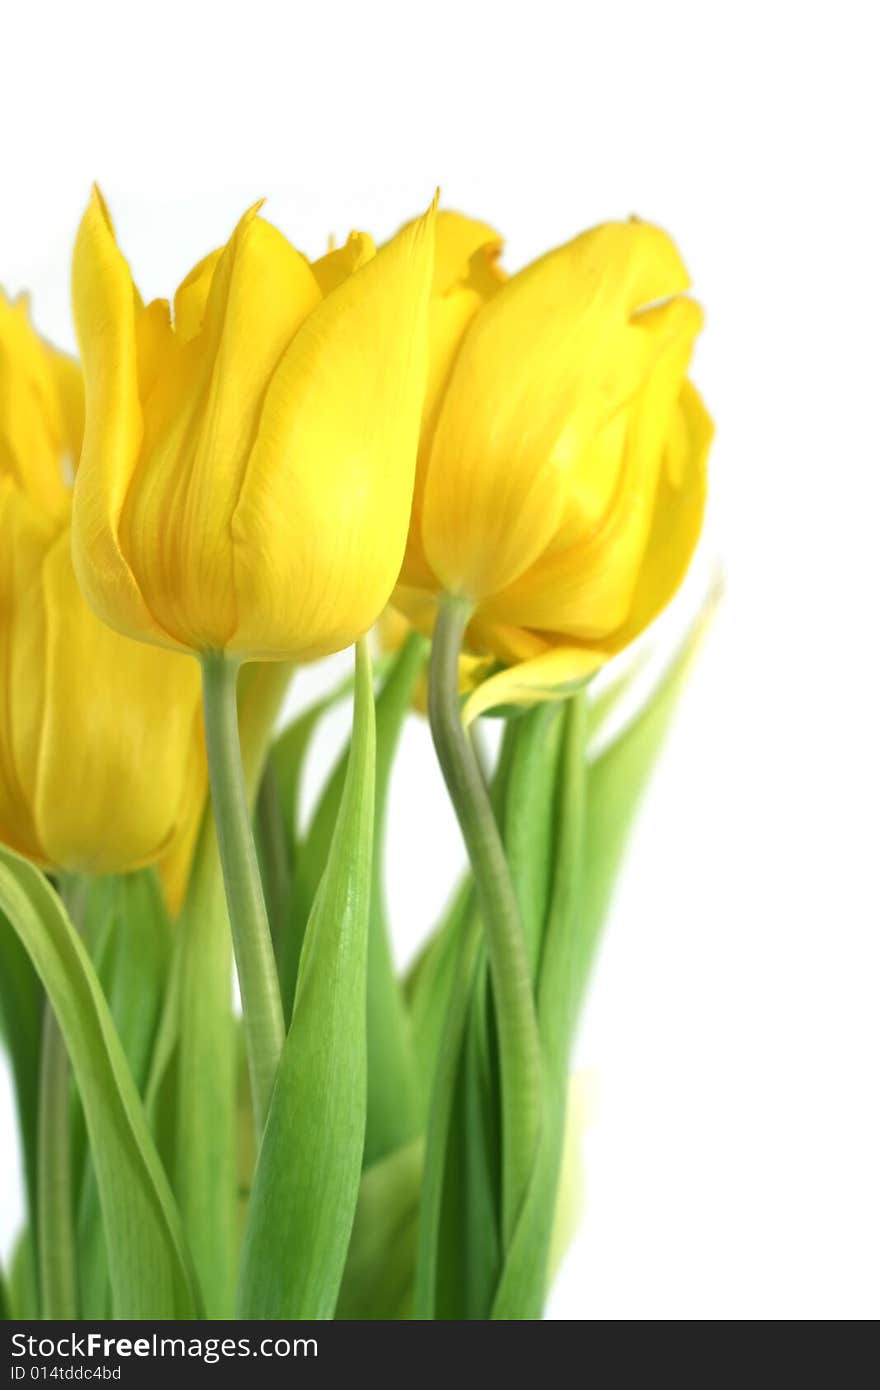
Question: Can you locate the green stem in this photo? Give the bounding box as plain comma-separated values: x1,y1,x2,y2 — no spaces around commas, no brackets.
428,595,543,1244
200,653,285,1135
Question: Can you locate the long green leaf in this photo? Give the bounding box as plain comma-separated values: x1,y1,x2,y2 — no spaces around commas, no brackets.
435,965,503,1319
548,589,719,1070
76,870,175,1319
364,633,426,1166
174,824,237,1320
0,847,201,1319
503,704,565,974
406,878,471,1099
0,908,43,1256
269,666,356,852
412,904,481,1318
491,696,589,1318
494,591,719,1317
5,1230,37,1320
274,639,424,1163
238,640,376,1319
336,1139,422,1320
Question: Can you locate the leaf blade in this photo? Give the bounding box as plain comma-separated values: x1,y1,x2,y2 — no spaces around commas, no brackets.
238,640,376,1319
0,848,201,1319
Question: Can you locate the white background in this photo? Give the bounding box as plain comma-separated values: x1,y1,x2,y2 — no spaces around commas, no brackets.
2,0,879,1320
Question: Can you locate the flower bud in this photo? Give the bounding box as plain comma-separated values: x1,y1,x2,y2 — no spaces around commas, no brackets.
395,214,712,716
72,189,436,662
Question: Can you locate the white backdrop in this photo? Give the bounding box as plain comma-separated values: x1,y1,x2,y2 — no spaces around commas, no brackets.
2,0,878,1320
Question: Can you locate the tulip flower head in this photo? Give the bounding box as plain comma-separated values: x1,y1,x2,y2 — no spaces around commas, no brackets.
72,189,436,663
395,213,712,718
0,296,204,896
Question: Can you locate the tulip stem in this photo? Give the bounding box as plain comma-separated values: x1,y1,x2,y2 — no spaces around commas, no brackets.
200,653,285,1136
428,595,544,1246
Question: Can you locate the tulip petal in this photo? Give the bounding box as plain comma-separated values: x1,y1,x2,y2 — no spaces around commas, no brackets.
34,529,202,875
229,201,437,660
461,646,606,725
422,220,695,601
0,292,80,517
72,187,171,646
432,211,503,295
117,205,322,651
607,380,712,650
173,249,223,342
400,213,504,589
479,296,703,639
156,715,207,915
0,484,54,863
311,232,375,297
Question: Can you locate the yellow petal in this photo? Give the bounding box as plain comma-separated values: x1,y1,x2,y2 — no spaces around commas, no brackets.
479,296,703,639
400,212,504,589
34,527,203,875
0,291,81,517
461,645,606,725
607,379,712,651
432,211,503,294
156,715,207,915
311,232,376,296
71,186,171,646
0,483,55,863
422,219,694,601
48,346,85,479
117,203,321,651
229,200,436,660
173,248,223,342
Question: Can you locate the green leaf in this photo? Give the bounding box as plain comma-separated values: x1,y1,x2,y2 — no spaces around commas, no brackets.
274,638,424,1165
489,1076,563,1319
253,762,291,955
551,587,719,1070
76,870,174,1319
434,963,503,1319
173,824,238,1320
269,665,356,853
503,704,565,976
276,692,354,1013
238,640,376,1320
489,696,589,1319
364,633,426,1165
494,590,719,1318
405,877,471,1099
5,1229,38,1320
586,645,651,752
0,907,43,1244
412,904,482,1318
0,847,201,1319
337,1139,422,1320
109,871,172,1091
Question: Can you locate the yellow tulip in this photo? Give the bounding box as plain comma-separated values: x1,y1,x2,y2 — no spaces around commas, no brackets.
394,213,712,719
0,290,83,520
71,188,436,663
0,480,203,877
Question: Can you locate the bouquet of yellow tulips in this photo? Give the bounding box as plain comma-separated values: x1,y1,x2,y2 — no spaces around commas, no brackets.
0,190,713,1323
